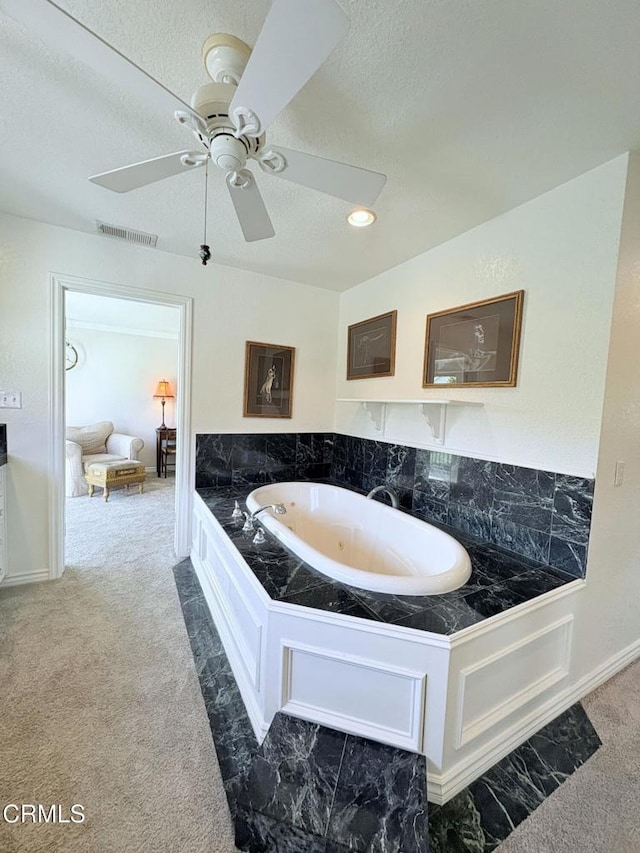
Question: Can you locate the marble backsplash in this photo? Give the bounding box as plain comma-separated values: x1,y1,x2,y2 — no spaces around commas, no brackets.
196,432,333,489
195,432,594,578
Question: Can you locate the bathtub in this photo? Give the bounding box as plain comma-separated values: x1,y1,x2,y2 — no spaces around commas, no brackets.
245,482,471,595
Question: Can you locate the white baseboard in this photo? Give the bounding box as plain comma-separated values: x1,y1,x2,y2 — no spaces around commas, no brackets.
427,636,640,804
2,569,51,587
569,636,640,702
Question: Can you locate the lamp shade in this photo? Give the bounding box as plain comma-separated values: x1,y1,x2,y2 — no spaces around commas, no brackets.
153,380,174,399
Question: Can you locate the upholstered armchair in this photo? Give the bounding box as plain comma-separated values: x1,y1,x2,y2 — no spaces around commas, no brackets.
65,421,144,497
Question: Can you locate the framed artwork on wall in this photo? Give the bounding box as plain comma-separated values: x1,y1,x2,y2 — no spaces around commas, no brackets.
347,310,397,380
243,341,295,418
423,290,524,388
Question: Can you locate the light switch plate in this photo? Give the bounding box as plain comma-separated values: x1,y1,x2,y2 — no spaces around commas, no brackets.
614,460,625,487
0,391,22,408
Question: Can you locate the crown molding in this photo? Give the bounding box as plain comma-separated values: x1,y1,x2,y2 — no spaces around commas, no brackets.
66,318,178,340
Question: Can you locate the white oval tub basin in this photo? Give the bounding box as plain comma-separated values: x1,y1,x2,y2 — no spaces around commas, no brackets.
245,482,471,596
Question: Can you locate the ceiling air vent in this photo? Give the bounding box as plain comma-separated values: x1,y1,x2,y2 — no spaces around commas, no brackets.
96,221,158,248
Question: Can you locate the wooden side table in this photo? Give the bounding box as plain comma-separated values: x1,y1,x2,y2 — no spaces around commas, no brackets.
156,427,176,477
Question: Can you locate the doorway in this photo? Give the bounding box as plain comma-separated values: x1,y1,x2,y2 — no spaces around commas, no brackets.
49,274,193,580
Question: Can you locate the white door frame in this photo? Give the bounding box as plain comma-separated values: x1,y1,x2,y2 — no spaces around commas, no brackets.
49,273,194,580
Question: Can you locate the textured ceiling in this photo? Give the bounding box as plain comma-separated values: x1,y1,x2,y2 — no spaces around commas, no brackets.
1,0,640,290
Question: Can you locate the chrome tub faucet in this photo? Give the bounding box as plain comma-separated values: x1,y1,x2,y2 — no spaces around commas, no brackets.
242,503,287,533
366,485,400,508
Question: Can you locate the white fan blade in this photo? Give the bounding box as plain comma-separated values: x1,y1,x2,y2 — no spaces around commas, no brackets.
230,0,349,136
90,151,206,193
0,0,199,120
226,173,275,242
264,147,387,206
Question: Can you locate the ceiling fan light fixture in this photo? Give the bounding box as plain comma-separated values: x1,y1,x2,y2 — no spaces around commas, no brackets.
202,33,251,85
347,208,377,228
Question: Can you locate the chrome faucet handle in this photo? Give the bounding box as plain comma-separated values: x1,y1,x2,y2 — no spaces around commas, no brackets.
242,511,254,533
231,500,243,521
252,528,266,545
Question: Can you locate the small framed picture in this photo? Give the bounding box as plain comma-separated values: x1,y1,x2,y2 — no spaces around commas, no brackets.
243,341,295,418
347,310,397,380
423,291,524,388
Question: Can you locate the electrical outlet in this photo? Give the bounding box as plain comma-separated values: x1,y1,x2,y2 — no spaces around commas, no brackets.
614,460,625,487
0,391,22,408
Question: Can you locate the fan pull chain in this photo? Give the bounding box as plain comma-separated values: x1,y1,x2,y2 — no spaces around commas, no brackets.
199,158,211,266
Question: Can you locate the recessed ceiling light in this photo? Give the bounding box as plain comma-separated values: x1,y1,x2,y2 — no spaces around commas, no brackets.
347,208,377,228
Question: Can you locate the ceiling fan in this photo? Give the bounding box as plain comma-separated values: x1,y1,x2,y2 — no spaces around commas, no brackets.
1,0,387,251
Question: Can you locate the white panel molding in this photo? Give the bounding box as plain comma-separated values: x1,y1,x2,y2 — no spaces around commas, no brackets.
196,506,264,689
49,273,194,579
67,318,179,340
280,640,426,752
455,616,573,748
426,634,640,805
220,562,263,689
190,545,270,742
2,569,51,587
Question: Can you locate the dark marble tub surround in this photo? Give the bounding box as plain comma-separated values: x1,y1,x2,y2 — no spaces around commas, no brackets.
330,435,594,579
196,432,593,578
428,702,601,852
0,423,6,466
198,486,575,637
175,559,600,853
173,559,429,852
195,432,333,489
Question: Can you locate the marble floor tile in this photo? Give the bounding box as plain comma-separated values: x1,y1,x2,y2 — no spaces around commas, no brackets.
173,561,259,792
235,805,328,853
428,703,600,853
327,735,429,853
237,713,346,837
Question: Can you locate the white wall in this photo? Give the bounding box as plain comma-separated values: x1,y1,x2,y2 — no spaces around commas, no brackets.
335,156,629,477
568,151,640,681
0,214,339,583
65,325,178,470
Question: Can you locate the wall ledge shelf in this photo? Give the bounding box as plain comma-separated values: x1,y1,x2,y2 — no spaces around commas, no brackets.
335,398,484,445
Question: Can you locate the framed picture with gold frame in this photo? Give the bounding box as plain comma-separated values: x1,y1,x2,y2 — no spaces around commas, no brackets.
423,291,524,388
347,310,397,380
243,341,295,418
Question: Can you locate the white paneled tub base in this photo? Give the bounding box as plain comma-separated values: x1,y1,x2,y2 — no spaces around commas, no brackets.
192,491,585,805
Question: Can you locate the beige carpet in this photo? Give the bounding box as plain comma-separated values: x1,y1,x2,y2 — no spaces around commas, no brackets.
497,657,640,853
0,478,237,853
